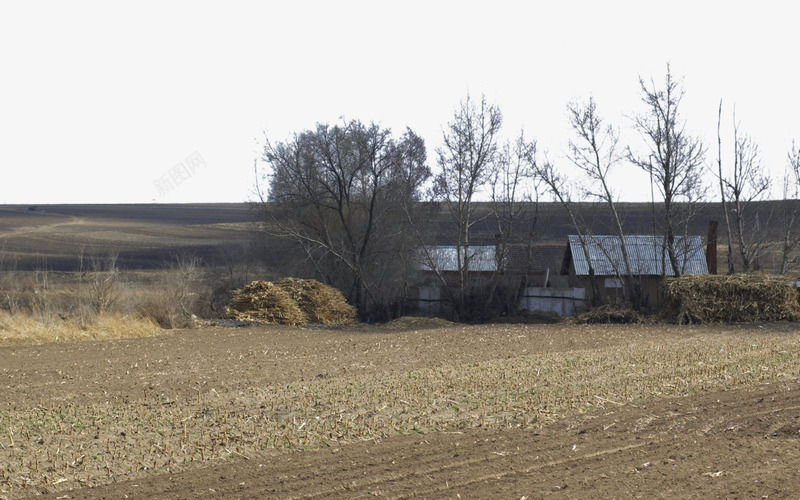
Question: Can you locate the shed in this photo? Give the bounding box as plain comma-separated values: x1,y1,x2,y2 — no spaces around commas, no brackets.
417,245,500,312
562,235,709,309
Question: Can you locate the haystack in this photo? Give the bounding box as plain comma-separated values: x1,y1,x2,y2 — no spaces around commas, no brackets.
225,281,306,325
662,274,800,324
572,304,643,324
226,279,357,326
276,278,357,326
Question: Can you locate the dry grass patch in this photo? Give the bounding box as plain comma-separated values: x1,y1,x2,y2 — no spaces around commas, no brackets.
571,304,646,324
0,312,161,345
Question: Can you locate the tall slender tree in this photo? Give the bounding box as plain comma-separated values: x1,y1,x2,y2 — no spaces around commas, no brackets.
727,121,771,272
432,94,502,315
486,130,540,315
567,97,636,305
716,100,735,274
629,65,706,277
533,158,601,306
714,102,772,273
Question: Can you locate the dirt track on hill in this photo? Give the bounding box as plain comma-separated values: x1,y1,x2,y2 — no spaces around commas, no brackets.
0,215,84,239
2,322,800,499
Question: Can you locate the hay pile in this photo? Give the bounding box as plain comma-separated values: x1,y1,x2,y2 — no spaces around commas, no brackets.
275,278,357,326
226,279,357,326
572,304,644,324
225,281,306,325
662,274,800,324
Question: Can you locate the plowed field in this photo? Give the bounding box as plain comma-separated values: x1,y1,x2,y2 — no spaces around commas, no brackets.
3,322,800,498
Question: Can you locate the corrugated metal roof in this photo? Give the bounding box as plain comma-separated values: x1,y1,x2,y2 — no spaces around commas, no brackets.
419,245,499,272
566,235,708,277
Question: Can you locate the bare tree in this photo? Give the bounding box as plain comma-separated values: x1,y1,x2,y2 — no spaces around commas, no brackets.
170,252,205,319
432,93,502,315
258,120,429,319
490,131,537,249
87,251,120,315
713,101,771,273
780,141,800,274
566,97,637,306
533,158,601,306
491,130,542,263
629,65,707,277
724,119,771,272
486,130,540,314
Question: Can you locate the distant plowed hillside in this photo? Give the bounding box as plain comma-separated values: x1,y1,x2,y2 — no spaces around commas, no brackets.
432,201,792,244
0,204,256,270
0,201,797,273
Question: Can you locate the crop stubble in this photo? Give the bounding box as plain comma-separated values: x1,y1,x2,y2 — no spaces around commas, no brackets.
1,322,800,498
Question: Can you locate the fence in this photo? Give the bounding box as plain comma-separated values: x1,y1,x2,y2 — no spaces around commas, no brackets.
519,287,587,317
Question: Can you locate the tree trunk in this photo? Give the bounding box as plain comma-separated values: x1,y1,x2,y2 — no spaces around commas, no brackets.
717,100,735,274
664,202,681,277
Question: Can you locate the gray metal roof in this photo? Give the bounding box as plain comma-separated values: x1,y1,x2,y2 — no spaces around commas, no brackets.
566,235,708,277
419,245,499,272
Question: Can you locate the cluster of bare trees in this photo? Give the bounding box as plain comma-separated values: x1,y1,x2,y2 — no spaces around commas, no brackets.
256,100,539,320
535,66,709,307
535,65,800,307
429,95,539,319
257,65,800,318
713,103,800,276
715,102,772,274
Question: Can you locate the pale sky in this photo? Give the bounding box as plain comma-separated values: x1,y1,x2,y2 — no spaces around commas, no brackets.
1,1,798,204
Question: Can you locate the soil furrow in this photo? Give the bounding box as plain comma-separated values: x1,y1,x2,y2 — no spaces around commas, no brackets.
5,323,800,499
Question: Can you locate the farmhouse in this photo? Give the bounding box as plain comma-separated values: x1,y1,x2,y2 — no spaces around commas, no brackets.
561,235,709,309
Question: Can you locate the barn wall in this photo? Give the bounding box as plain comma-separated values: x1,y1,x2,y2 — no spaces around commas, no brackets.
571,274,665,310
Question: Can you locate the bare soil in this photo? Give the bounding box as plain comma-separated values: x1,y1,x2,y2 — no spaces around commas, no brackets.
63,382,800,499
2,322,800,498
